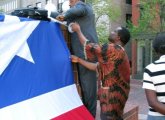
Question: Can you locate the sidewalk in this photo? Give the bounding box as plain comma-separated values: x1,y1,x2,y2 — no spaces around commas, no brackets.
96,79,149,120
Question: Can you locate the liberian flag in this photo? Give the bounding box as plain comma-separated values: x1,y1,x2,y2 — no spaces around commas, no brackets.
0,15,94,120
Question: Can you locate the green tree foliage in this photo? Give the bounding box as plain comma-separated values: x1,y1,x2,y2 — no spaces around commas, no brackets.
127,0,165,38
0,9,4,14
91,0,120,22
86,0,120,44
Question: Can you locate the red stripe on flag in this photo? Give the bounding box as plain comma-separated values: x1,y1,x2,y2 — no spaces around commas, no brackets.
51,105,94,120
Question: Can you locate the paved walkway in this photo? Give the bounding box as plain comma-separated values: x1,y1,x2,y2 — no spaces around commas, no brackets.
95,79,149,120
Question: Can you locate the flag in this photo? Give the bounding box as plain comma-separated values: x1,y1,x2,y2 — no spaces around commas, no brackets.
0,15,94,120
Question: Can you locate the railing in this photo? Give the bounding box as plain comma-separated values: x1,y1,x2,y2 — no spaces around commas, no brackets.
0,0,20,13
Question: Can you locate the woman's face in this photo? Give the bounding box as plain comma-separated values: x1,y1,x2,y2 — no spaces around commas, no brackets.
109,31,118,43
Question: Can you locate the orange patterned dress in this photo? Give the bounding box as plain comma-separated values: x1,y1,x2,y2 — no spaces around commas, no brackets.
85,42,130,119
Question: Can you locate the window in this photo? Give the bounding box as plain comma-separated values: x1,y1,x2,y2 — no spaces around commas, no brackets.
126,0,132,5
46,0,49,4
126,14,132,23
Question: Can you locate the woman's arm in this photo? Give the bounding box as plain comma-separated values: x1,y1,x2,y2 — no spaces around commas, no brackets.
71,23,88,45
71,55,97,71
145,89,165,115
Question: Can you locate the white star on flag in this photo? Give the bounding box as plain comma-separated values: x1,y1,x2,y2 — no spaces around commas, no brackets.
0,15,40,75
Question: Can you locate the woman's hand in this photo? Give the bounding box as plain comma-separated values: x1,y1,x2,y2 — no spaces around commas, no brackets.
70,23,81,32
71,55,79,63
71,55,97,71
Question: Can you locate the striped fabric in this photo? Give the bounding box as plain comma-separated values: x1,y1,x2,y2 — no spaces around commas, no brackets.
143,55,165,116
0,14,94,120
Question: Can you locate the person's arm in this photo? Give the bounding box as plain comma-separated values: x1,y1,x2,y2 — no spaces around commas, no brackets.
71,55,97,71
71,23,88,45
145,89,165,115
56,3,87,21
64,4,87,20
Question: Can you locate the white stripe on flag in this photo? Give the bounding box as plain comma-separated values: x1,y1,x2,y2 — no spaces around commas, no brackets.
0,84,83,120
0,17,39,75
4,15,20,23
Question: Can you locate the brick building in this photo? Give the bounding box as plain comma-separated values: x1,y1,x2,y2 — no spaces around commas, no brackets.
131,0,163,79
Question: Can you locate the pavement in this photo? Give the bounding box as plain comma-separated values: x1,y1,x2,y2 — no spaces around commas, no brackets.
95,79,149,120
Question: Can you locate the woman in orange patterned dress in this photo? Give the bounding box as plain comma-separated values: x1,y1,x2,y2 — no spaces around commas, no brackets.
71,23,131,120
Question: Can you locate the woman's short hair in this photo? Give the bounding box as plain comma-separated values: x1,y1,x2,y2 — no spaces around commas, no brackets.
153,33,165,55
116,27,131,45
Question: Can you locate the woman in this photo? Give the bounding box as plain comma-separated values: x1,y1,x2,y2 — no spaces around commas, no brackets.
71,23,131,120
